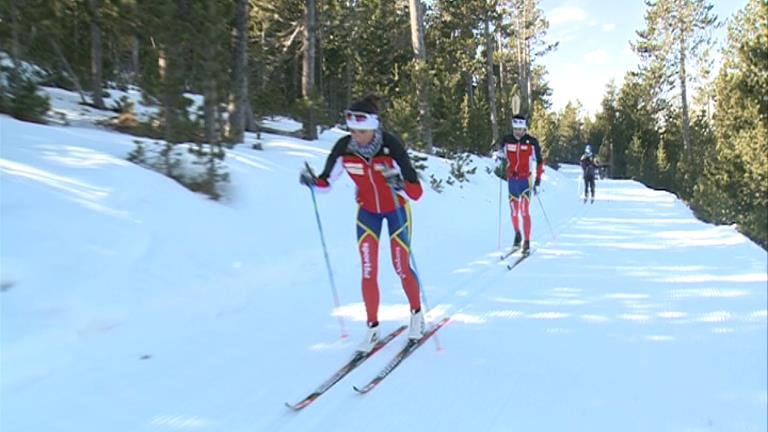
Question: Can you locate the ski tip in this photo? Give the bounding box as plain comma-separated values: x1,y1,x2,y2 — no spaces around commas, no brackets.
352,385,366,394
285,396,316,411
426,317,451,334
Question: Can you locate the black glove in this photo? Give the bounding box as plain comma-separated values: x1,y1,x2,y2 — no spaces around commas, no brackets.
533,178,541,195
381,168,404,191
299,163,317,186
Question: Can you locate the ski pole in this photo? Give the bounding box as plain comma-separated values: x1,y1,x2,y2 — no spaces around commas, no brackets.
497,177,503,250
307,184,348,339
577,174,583,199
535,191,556,241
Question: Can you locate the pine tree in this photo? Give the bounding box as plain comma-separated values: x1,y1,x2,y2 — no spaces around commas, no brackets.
228,0,250,143
484,6,500,146
554,101,583,163
500,0,556,117
301,0,318,140
85,0,105,109
426,0,490,153
528,99,558,167
693,0,767,247
409,0,434,153
594,80,618,177
633,0,718,163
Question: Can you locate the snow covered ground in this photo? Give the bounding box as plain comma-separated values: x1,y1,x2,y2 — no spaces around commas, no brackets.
1,88,766,432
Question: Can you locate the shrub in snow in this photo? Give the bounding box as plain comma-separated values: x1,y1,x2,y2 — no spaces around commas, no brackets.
429,174,444,193
449,152,477,183
127,139,230,201
410,151,428,172
0,67,50,123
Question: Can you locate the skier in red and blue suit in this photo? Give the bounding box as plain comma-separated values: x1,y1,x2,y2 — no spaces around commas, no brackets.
300,95,425,353
495,114,544,254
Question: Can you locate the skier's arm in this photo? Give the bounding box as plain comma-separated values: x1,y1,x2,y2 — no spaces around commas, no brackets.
532,137,544,184
493,137,507,161
387,134,423,201
316,137,348,187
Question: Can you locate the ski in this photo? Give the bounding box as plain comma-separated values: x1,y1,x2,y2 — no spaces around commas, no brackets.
499,246,521,261
353,317,450,394
285,325,407,410
506,249,533,270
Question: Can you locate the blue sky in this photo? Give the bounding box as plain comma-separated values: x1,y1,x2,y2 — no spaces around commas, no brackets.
538,0,747,116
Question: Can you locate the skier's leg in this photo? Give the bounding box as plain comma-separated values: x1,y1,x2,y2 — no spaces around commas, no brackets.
507,179,521,233
357,207,384,326
386,203,421,313
509,195,521,233
521,190,532,241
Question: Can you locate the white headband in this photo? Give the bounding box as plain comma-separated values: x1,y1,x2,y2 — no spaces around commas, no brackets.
512,118,527,129
346,112,380,130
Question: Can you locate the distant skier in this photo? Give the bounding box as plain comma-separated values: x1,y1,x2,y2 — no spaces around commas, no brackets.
580,145,599,203
299,95,425,353
493,114,543,254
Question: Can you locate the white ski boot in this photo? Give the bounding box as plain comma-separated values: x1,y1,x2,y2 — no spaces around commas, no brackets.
356,324,381,353
408,309,425,340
